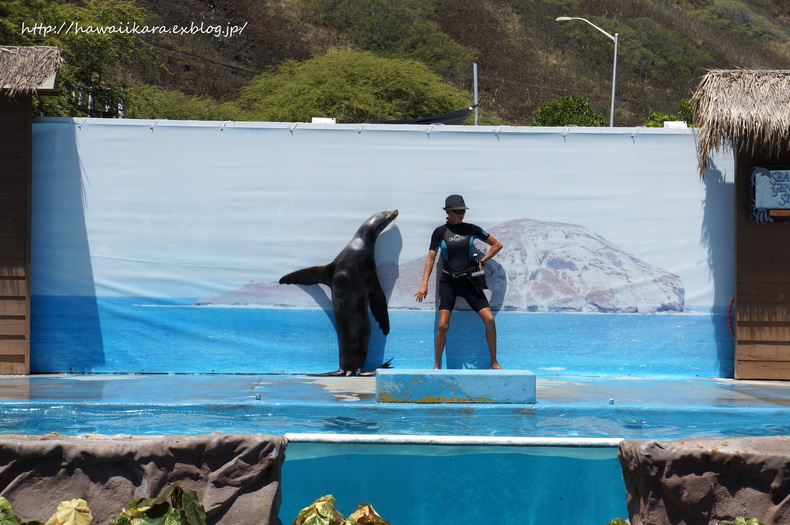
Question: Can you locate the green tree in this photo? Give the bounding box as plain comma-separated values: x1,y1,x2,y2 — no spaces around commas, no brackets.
531,95,607,127
302,0,478,79
123,82,247,121
2,0,150,117
643,99,695,127
238,49,472,123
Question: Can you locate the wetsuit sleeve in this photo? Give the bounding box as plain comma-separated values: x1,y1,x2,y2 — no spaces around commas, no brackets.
429,226,445,252
472,224,490,242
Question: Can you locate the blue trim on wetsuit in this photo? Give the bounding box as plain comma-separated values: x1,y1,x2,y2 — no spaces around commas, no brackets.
430,222,490,273
429,222,492,312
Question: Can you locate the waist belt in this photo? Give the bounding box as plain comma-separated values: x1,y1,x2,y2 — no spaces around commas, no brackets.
442,268,475,279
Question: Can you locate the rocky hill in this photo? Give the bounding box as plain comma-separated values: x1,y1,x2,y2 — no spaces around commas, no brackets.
131,0,790,126
197,218,684,313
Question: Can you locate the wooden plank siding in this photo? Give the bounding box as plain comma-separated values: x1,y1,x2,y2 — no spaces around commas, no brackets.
735,147,790,379
0,95,31,374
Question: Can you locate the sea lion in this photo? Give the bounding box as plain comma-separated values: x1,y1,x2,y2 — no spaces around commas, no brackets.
279,210,399,376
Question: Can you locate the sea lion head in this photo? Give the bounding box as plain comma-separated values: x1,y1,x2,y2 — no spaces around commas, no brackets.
363,209,399,236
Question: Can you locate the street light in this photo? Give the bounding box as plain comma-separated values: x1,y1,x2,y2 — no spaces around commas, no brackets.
556,16,619,127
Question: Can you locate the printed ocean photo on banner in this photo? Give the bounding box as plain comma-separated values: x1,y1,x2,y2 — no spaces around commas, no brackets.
30,119,734,375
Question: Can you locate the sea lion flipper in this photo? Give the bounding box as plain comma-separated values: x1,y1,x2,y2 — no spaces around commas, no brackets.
369,279,390,335
310,369,348,376
279,264,334,286
357,358,394,376
277,210,398,375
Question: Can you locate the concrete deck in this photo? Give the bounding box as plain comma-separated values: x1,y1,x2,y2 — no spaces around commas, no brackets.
1,373,788,408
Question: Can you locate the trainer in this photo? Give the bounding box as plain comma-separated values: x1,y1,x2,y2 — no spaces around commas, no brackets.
414,194,503,369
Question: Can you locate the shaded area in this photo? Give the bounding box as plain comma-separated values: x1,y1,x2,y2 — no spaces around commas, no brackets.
700,158,736,377
31,123,104,371
363,106,474,125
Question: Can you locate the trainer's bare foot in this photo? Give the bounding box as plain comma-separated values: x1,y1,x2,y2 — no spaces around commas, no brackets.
491,362,503,370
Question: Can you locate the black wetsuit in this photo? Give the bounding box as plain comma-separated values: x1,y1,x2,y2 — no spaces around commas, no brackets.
429,222,491,312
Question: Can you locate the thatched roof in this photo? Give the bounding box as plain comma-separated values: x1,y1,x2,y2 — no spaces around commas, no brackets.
693,69,790,177
0,46,64,97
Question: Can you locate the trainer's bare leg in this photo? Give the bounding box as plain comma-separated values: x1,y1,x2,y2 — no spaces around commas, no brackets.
434,309,452,369
478,307,502,369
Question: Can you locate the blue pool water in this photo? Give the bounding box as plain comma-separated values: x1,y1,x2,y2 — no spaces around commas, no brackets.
281,442,626,525
31,296,734,377
4,398,789,439
2,373,789,525
11,294,764,525
0,373,644,524
2,374,788,439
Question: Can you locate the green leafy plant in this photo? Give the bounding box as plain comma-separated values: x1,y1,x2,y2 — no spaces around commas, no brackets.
238,49,471,123
111,482,206,525
2,0,151,118
0,482,206,525
0,496,44,525
46,499,91,525
292,495,389,525
531,95,607,127
730,518,766,525
643,99,696,127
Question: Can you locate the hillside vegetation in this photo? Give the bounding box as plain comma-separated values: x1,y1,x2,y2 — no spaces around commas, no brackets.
5,0,790,125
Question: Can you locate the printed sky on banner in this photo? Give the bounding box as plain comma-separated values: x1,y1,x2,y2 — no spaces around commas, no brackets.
31,120,733,309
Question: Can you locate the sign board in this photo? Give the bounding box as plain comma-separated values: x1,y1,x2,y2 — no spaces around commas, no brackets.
751,166,790,223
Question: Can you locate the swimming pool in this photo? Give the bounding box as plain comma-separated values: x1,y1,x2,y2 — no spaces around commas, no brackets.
2,373,789,524
1,374,788,438
282,436,626,525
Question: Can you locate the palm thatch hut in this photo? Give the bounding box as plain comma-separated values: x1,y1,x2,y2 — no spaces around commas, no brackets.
0,46,63,375
0,46,62,96
693,69,790,380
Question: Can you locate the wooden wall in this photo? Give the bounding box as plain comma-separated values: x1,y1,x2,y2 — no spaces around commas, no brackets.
0,95,31,374
735,146,790,379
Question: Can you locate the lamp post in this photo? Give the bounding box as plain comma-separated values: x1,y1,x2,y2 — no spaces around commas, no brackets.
556,16,618,127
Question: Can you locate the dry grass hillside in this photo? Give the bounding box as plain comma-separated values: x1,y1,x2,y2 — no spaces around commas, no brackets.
130,0,790,126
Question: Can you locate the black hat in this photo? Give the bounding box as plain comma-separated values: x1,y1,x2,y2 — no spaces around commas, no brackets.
444,194,468,210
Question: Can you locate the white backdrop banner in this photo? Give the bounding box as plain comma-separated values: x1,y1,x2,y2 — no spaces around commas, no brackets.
31,119,735,376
